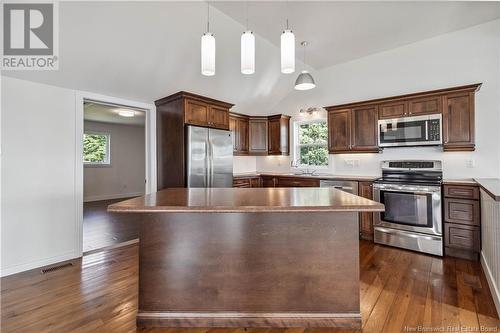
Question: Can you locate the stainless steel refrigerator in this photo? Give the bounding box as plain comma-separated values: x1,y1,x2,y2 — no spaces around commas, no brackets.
186,125,233,187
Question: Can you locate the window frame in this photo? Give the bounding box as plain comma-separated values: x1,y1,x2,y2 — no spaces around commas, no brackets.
293,118,329,169
83,131,111,167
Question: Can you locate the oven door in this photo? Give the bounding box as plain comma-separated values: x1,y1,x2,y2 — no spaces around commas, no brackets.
378,115,442,147
373,183,442,236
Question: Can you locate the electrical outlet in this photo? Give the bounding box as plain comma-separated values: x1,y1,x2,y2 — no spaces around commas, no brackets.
465,159,475,168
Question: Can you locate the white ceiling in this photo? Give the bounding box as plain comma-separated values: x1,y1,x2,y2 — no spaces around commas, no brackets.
4,2,500,115
84,102,146,126
213,1,500,69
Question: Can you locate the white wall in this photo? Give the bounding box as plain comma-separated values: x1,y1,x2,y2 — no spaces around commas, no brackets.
1,76,155,276
258,20,500,179
1,76,79,276
84,121,145,201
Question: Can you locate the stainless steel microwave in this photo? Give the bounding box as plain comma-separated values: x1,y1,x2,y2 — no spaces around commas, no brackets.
378,114,442,147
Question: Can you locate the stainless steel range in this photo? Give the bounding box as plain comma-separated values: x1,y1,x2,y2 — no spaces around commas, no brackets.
373,160,443,256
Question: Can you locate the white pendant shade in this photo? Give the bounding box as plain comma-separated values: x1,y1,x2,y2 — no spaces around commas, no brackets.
241,30,255,75
280,29,295,74
201,32,215,76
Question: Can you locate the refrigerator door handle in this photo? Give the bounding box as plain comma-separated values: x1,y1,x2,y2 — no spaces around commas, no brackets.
205,141,209,187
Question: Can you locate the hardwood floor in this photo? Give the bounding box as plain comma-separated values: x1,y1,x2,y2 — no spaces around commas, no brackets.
1,241,498,333
83,198,140,253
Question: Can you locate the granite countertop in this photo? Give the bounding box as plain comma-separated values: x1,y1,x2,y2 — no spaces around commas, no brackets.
108,187,385,213
233,172,379,181
442,179,478,185
473,178,500,201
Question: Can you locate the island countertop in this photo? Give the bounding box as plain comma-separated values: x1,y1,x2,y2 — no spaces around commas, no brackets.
108,187,385,213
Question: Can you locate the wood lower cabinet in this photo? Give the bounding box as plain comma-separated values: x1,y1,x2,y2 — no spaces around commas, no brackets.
443,183,481,261
442,92,475,151
327,108,378,154
358,182,374,240
268,115,291,156
261,176,277,187
233,176,261,188
260,175,319,188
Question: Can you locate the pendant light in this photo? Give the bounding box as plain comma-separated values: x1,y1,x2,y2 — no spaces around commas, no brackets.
201,2,215,76
280,2,295,74
294,41,315,90
241,1,255,74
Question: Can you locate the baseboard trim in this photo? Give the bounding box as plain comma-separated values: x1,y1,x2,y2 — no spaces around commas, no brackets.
481,250,500,317
84,192,143,202
0,250,79,277
136,311,362,328
83,238,139,256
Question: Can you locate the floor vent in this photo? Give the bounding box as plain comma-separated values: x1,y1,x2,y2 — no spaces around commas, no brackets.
41,262,73,274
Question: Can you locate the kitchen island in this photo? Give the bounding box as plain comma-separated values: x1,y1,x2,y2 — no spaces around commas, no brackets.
108,187,384,329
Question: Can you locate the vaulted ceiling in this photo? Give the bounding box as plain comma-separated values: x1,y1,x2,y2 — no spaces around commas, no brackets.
4,1,499,115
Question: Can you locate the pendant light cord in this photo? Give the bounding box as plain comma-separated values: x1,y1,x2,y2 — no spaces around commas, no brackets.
245,1,249,30
207,1,210,32
285,0,289,30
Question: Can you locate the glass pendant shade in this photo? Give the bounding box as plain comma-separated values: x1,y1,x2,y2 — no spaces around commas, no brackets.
294,70,316,90
241,30,255,75
280,29,295,74
201,32,215,76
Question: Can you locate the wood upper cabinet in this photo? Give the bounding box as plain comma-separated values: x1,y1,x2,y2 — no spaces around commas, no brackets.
182,93,232,130
208,105,230,130
442,92,475,151
248,117,268,155
268,115,290,155
185,99,209,127
328,110,351,153
229,113,249,155
327,107,378,154
351,106,378,152
378,101,407,119
408,95,442,116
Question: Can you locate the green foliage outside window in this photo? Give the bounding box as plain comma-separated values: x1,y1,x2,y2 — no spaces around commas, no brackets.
298,122,328,166
83,133,109,164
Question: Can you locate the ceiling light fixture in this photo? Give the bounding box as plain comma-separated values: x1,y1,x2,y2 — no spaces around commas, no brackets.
280,2,295,74
201,2,215,76
294,41,316,90
241,1,255,75
118,110,135,117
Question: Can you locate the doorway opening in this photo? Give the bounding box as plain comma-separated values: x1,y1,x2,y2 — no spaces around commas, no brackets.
82,100,146,254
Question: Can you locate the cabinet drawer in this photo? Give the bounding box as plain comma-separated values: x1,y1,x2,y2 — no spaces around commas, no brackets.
444,185,479,200
233,178,252,188
276,177,320,187
444,199,479,226
444,223,480,252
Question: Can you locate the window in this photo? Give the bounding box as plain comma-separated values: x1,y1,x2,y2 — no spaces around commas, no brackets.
295,120,328,167
83,132,110,165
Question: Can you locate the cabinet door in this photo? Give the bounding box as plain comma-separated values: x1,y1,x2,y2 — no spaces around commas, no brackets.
408,95,442,116
351,106,379,152
445,223,480,252
248,119,268,155
328,110,351,153
442,92,475,151
229,116,238,152
185,99,209,126
250,177,261,188
208,105,229,130
268,119,281,154
379,101,407,119
238,118,249,153
358,182,374,239
261,176,276,187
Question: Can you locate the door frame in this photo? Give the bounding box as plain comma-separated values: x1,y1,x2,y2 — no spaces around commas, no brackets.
75,91,156,256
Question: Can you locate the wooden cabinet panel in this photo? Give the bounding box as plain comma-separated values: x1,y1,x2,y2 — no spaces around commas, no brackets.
276,177,320,187
229,116,238,152
249,118,268,155
444,185,480,200
250,177,261,188
238,118,249,153
208,105,229,130
261,176,277,187
233,176,260,188
408,96,441,116
328,110,351,153
444,198,480,226
185,99,209,126
445,223,480,252
230,114,249,155
379,101,407,119
358,182,373,240
351,106,379,152
267,115,290,156
443,92,475,151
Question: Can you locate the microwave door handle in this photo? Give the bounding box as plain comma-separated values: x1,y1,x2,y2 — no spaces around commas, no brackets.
426,121,429,140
